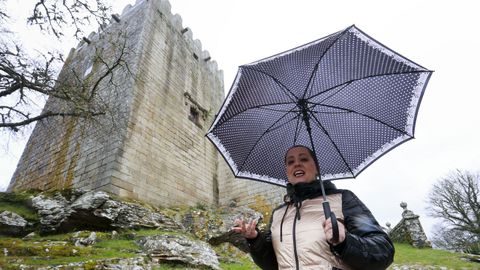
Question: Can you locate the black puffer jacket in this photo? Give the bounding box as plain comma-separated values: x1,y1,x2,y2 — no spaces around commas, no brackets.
247,181,394,270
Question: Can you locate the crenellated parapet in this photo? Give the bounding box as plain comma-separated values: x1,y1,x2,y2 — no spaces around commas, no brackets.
71,0,221,81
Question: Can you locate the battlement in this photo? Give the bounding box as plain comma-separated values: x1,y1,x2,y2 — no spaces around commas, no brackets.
72,0,221,81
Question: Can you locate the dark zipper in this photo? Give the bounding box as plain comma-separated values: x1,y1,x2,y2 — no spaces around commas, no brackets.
293,210,299,270
280,204,289,242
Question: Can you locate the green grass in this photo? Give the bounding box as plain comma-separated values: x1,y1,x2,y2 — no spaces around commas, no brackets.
23,255,93,267
0,191,36,203
128,228,193,238
153,263,212,270
0,234,138,267
220,258,259,270
0,191,39,224
93,239,139,253
0,236,95,267
0,202,38,221
392,243,480,269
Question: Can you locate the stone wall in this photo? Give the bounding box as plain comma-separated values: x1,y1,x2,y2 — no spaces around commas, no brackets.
8,0,284,208
106,0,225,206
8,0,221,205
388,202,431,248
7,5,140,192
217,162,285,207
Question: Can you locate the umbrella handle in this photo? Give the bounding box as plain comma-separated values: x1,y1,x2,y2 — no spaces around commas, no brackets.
322,201,339,243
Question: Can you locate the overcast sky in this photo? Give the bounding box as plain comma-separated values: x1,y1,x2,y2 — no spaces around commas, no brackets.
1,0,480,239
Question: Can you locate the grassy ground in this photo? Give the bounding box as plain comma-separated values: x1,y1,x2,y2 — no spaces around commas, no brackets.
0,232,138,269
0,191,38,223
1,231,479,269
0,229,258,269
1,192,478,269
391,243,479,269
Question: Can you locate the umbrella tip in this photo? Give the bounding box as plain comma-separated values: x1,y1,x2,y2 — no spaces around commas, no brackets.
345,24,357,32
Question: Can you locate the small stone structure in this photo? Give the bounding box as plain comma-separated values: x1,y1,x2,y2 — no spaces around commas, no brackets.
7,0,285,208
387,202,431,248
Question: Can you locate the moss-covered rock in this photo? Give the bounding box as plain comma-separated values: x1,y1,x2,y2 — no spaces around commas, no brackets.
0,190,258,269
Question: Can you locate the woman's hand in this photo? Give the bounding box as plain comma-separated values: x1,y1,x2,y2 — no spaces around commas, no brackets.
232,218,258,239
323,218,346,245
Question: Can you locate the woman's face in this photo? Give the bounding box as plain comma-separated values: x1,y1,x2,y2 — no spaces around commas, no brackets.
285,146,318,185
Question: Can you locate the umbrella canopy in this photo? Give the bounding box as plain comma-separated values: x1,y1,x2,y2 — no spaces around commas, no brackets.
207,25,432,187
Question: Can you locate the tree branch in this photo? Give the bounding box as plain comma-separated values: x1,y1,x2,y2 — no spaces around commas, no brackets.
27,0,111,39
0,110,104,130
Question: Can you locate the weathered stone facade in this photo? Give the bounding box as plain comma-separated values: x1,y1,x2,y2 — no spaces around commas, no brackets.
388,202,431,248
7,0,284,207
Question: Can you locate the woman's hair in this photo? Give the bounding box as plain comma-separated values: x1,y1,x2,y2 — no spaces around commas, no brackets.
284,145,317,164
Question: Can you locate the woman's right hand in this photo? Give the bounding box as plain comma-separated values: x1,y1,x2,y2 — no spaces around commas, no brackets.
232,218,258,239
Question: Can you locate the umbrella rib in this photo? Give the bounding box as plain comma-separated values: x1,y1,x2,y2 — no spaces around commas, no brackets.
293,111,303,145
238,109,300,173
215,102,296,128
313,103,412,136
303,25,354,100
315,81,352,104
259,107,300,113
309,110,350,115
308,70,429,101
241,66,299,102
308,110,355,177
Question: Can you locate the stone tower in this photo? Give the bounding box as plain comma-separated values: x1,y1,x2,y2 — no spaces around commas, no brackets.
8,0,284,207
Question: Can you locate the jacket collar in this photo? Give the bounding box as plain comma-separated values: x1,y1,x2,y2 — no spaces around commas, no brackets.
284,180,337,204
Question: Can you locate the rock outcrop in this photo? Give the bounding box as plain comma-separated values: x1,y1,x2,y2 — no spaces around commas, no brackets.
0,189,265,269
0,210,29,236
138,235,220,269
179,205,263,253
31,190,183,234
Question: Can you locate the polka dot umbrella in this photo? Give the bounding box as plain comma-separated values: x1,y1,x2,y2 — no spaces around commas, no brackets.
206,25,432,238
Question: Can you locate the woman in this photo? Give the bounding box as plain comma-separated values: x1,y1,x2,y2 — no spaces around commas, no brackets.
233,145,394,270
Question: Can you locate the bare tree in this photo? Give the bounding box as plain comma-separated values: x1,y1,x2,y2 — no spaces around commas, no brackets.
27,0,110,39
0,0,131,133
427,170,480,253
431,224,480,254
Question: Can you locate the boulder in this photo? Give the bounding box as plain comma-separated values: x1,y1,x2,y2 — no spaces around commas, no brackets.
65,191,114,231
96,199,182,230
181,205,262,252
0,210,28,236
137,234,220,270
23,232,36,239
208,206,262,252
31,193,72,233
91,256,152,269
73,231,98,246
461,253,480,263
70,190,110,210
31,190,183,233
